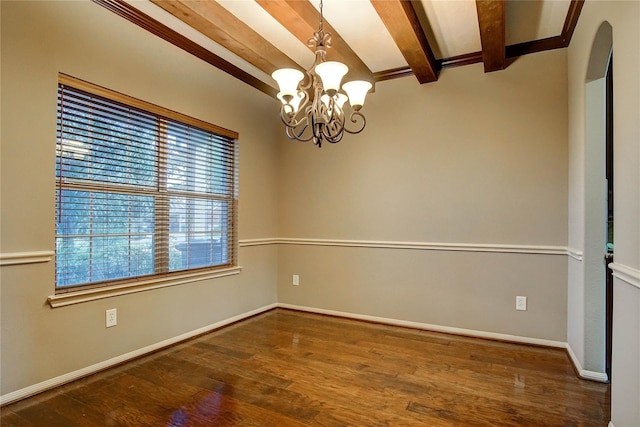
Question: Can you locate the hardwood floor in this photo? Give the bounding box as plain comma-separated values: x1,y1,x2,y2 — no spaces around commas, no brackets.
1,309,610,426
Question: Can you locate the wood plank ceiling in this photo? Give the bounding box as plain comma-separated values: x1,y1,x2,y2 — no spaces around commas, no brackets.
94,0,584,97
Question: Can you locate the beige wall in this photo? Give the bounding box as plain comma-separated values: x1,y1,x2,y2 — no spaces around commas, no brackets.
279,56,568,245
0,0,280,396
277,51,569,341
567,1,640,425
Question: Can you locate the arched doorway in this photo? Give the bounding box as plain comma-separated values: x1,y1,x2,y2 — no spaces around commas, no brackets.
583,21,613,378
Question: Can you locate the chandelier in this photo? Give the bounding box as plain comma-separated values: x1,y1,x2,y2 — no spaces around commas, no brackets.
271,0,373,148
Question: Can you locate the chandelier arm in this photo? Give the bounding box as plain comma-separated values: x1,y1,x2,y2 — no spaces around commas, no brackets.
283,116,315,142
300,71,313,92
278,91,309,127
325,122,344,143
321,108,346,143
343,111,367,135
285,124,314,142
279,110,303,128
297,90,309,110
281,105,317,142
327,133,344,144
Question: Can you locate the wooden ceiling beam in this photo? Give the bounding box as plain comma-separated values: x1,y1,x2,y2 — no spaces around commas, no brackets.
150,0,299,75
475,0,506,73
561,0,585,45
370,0,438,84
256,0,373,84
92,0,276,97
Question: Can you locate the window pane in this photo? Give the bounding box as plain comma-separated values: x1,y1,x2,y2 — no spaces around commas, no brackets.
169,197,229,271
90,193,155,234
56,189,155,287
56,237,91,286
56,190,91,235
57,90,158,188
166,122,232,195
90,236,154,282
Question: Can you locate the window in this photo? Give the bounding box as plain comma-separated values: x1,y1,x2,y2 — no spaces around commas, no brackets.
55,75,238,291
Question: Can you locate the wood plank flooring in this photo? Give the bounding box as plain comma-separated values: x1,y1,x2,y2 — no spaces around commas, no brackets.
1,309,610,426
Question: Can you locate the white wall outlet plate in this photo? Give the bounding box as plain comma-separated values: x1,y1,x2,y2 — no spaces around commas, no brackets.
516,296,527,311
106,308,117,327
292,274,299,286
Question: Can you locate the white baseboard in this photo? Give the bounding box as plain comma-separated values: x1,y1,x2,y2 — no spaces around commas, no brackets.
277,303,567,348
565,343,609,383
0,303,278,406
608,421,614,427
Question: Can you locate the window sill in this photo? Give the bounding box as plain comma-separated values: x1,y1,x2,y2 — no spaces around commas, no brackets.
47,266,242,308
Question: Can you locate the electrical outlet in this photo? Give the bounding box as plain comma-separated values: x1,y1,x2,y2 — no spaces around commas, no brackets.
292,274,299,286
106,308,117,327
516,296,527,311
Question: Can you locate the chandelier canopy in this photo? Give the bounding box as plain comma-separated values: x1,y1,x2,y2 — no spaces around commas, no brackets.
271,0,373,148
